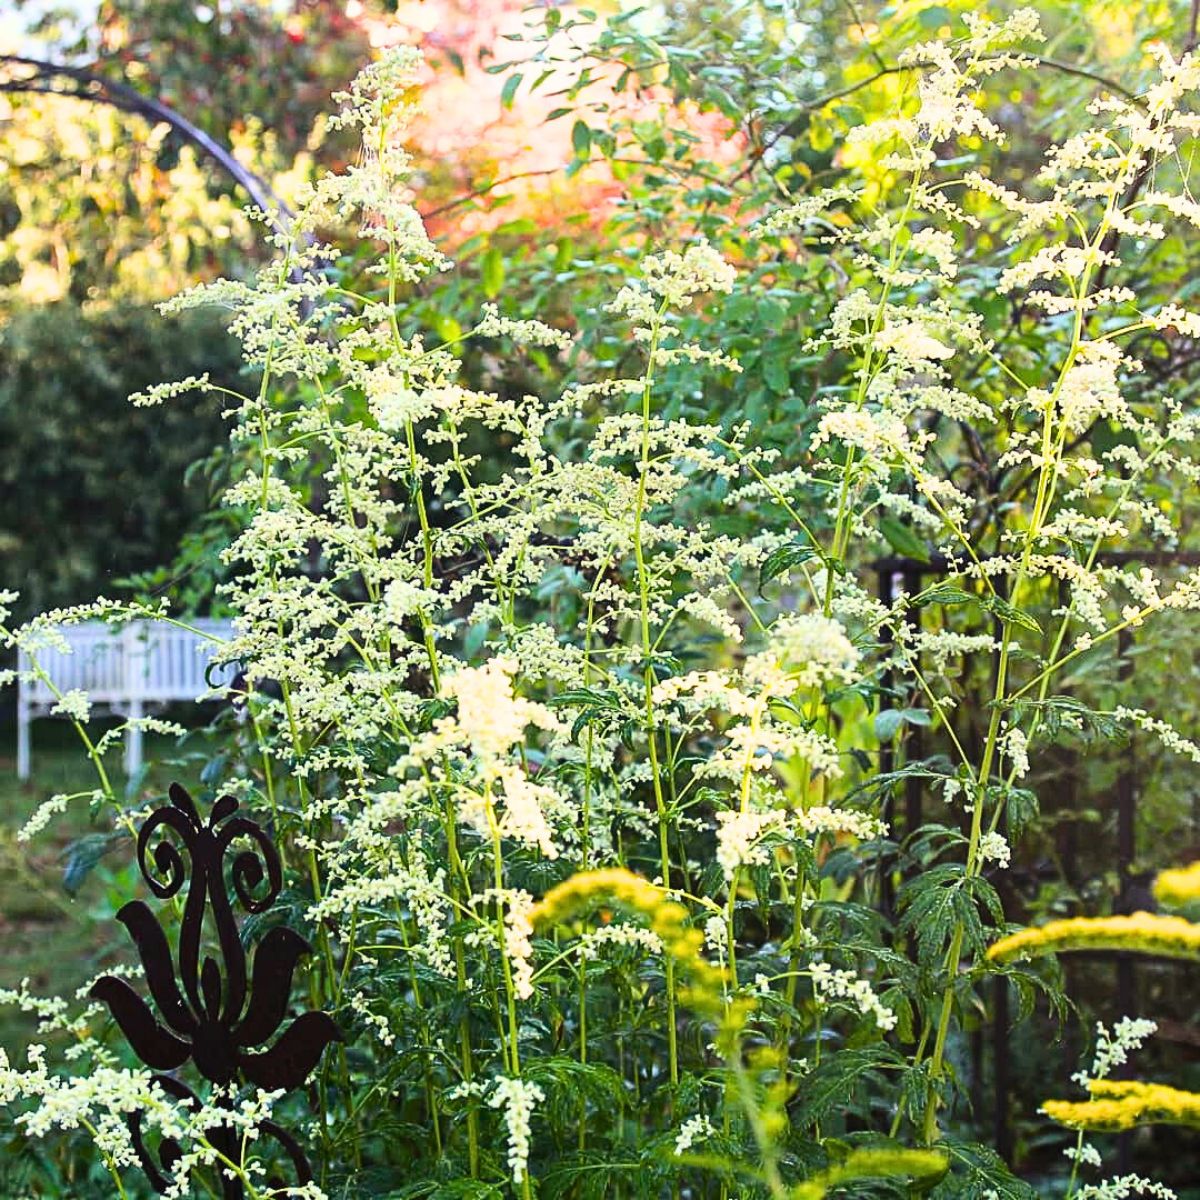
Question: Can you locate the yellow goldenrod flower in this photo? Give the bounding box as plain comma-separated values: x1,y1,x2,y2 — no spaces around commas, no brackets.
531,868,727,1013
1042,1079,1200,1132
792,1148,948,1198
986,912,1200,964
1154,860,1200,907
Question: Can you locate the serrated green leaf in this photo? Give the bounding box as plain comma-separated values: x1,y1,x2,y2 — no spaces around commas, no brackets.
897,863,976,964
915,584,976,607
548,687,624,710
795,1047,901,1128
764,353,790,394
981,593,1041,634
931,1140,1038,1199
759,538,816,591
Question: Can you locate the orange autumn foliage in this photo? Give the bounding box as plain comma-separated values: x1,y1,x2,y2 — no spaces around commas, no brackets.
359,0,744,243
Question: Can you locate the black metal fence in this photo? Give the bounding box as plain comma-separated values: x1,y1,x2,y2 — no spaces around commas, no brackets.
874,550,1200,1166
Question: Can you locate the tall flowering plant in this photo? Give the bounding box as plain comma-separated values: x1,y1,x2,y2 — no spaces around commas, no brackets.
5,11,1200,1197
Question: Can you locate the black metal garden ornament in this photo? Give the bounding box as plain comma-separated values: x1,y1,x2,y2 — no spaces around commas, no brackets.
90,783,341,1197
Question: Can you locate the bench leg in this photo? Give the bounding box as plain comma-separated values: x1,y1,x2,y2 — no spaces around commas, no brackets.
124,700,144,783
17,704,31,781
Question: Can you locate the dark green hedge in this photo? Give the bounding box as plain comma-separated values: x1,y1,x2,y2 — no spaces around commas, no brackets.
0,301,246,623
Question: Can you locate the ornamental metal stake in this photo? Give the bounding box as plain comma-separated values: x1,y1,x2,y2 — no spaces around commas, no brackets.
90,783,342,1198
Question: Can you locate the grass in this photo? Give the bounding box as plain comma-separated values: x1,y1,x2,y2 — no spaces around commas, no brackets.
0,717,182,1050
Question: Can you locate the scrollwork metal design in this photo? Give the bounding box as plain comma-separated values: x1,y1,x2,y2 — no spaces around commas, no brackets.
90,783,341,1198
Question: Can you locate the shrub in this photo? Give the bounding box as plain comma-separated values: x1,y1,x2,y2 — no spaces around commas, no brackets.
5,12,1200,1198
0,302,243,623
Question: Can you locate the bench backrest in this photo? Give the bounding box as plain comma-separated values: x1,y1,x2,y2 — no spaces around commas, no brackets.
17,619,238,708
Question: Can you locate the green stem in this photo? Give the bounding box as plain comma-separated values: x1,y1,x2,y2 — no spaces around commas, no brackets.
443,798,481,1177
921,164,1129,1143
487,794,535,1200
631,301,680,1091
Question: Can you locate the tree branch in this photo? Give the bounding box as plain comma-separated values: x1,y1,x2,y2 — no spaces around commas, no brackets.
0,53,290,237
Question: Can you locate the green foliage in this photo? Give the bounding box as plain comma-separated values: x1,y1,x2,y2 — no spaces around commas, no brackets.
5,2,1200,1197
0,302,243,621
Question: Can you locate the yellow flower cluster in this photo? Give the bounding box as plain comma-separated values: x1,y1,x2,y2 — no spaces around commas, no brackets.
530,869,726,1014
986,912,1200,964
1043,1079,1200,1132
792,1148,948,1199
1154,860,1200,907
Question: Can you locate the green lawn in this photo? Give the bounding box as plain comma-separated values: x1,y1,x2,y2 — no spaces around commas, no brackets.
0,718,182,1050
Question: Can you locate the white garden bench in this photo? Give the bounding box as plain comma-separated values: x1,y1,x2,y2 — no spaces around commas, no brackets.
16,619,237,780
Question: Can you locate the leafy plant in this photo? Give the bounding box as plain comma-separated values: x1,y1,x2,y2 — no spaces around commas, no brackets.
5,8,1200,1198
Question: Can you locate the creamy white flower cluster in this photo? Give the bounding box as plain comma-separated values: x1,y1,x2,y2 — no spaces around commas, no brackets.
673,1113,716,1155
465,887,537,1001
0,1043,323,1197
1114,708,1200,765
1075,1178,1176,1200
713,809,786,880
758,609,864,696
977,832,1011,871
810,962,897,1032
606,238,735,336
17,796,64,845
488,1076,545,1184
48,687,90,722
128,373,211,408
714,803,886,882
575,923,663,961
441,658,560,761
17,27,1200,1194
1073,1017,1157,1088
1065,1141,1103,1169
844,9,1041,174
795,805,886,842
